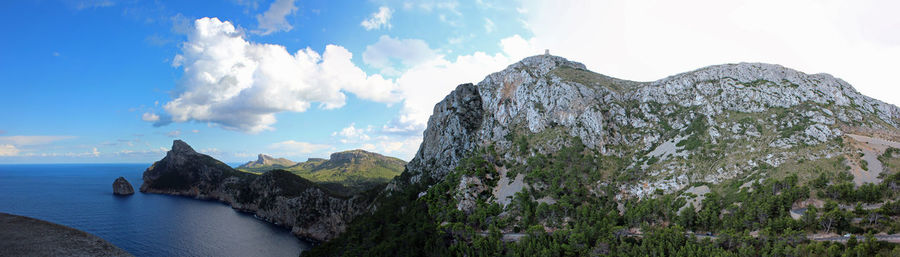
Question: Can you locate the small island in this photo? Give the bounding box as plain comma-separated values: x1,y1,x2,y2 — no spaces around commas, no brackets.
112,177,134,196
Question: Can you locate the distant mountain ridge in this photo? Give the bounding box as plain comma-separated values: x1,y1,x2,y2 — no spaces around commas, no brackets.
238,154,297,171
236,149,406,194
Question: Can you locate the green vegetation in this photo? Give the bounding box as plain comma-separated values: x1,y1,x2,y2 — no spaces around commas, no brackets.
548,66,640,93
303,127,900,257
880,147,900,173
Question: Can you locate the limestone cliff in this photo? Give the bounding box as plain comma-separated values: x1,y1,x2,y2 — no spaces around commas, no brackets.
392,54,900,201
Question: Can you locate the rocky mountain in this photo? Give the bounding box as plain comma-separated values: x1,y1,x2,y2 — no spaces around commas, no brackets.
237,149,406,194
308,54,900,256
140,140,377,242
237,154,297,172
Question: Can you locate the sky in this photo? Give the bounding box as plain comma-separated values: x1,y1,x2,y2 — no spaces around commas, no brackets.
0,0,898,164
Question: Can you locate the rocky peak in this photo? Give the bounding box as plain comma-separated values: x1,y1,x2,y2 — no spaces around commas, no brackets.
170,140,196,156
141,140,234,193
513,54,587,76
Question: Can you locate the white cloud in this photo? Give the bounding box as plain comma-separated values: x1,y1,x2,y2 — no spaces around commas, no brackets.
368,136,421,160
254,0,297,35
484,18,495,33
361,6,392,30
407,0,460,13
363,35,437,76
392,35,539,130
91,147,100,157
75,0,114,10
269,140,331,154
518,0,900,106
0,145,18,156
332,123,372,143
141,112,160,122
0,136,76,146
167,130,181,138
162,17,399,133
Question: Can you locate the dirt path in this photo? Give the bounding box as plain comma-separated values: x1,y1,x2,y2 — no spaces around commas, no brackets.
0,212,132,257
847,134,900,185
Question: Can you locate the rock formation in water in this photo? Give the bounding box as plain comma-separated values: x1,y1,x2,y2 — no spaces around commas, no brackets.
112,177,134,195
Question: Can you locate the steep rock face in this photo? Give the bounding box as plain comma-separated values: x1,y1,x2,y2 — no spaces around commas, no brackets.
391,54,900,200
398,83,484,188
140,140,372,242
112,177,134,195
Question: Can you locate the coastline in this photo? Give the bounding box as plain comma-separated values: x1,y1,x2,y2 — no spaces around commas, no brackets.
0,212,132,257
139,189,324,245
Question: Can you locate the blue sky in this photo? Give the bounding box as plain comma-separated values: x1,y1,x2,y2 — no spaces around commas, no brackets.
1,0,898,163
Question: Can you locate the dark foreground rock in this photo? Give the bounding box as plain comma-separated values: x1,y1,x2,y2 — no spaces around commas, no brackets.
112,177,134,195
0,212,131,257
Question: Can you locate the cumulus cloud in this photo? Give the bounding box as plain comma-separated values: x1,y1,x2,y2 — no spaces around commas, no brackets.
255,0,297,35
368,136,421,160
362,36,436,76
361,6,392,30
142,112,160,122
269,140,331,154
0,145,18,156
161,17,399,133
332,123,372,143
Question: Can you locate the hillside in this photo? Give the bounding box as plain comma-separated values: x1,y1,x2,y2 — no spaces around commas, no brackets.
236,150,405,194
307,55,900,256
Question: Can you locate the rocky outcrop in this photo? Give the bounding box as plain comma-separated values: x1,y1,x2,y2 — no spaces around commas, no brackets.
140,140,374,242
112,177,134,196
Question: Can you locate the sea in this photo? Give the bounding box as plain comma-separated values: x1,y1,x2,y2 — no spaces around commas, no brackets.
0,163,311,257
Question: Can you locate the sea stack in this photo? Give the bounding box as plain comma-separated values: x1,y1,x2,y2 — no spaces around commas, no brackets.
112,177,134,195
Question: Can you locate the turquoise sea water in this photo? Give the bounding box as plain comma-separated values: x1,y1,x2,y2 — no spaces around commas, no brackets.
0,164,310,257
